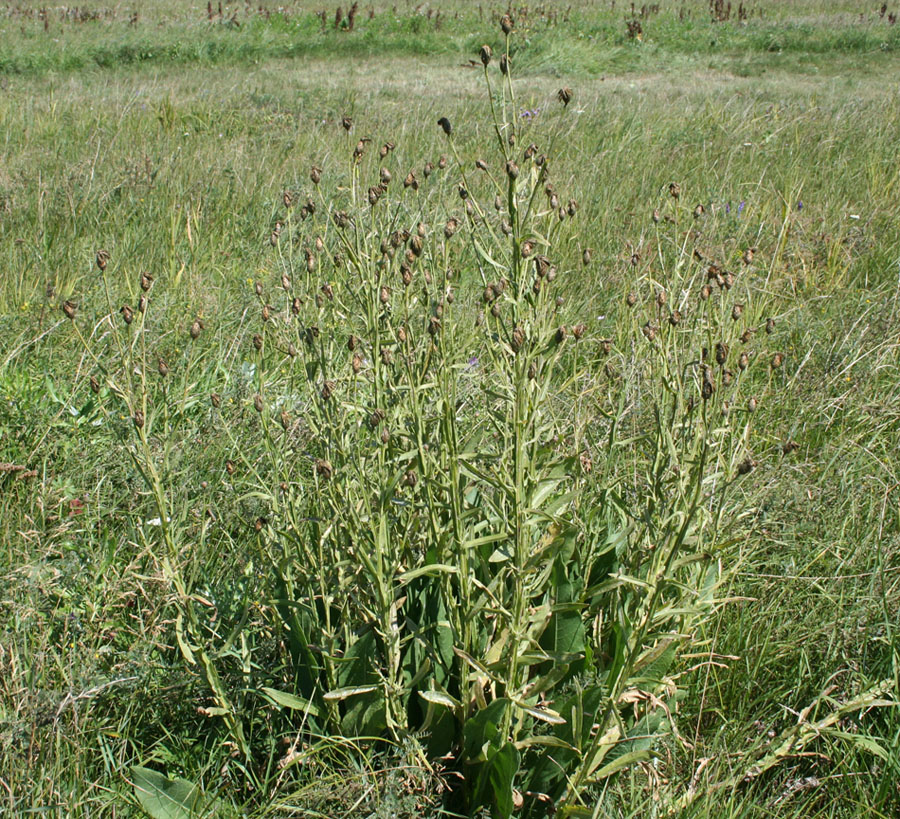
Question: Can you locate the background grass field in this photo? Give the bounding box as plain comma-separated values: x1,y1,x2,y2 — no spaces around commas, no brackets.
1,1,899,816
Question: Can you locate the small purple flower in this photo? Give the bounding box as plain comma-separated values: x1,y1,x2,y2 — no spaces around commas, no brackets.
737,200,746,215
466,356,480,371
725,202,731,214
796,200,803,211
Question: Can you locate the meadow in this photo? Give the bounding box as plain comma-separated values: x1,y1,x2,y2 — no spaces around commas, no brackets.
1,1,899,816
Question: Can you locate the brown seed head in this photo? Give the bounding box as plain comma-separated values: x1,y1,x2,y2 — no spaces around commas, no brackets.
157,357,169,377
133,410,144,430
511,325,525,353
668,182,681,199
747,396,757,412
138,295,148,314
444,218,459,238
766,317,776,335
480,43,492,66
500,13,513,34
572,323,586,340
280,410,291,431
771,352,784,368
341,116,352,132
90,375,100,394
120,304,134,325
210,392,221,408
253,333,263,351
321,380,335,401
352,353,363,373
626,292,638,307
715,342,728,365
437,117,452,136
652,209,661,223
190,319,203,339
225,459,235,475
582,248,592,267
693,204,705,219
95,249,110,272
315,459,333,479
292,297,302,315
253,394,264,413
557,87,572,106
381,427,390,445
499,54,509,75
738,351,750,371
700,284,711,301
62,300,77,320
669,309,682,326
737,457,755,476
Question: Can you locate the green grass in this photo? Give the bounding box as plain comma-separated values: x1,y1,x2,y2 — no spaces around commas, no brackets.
2,1,899,816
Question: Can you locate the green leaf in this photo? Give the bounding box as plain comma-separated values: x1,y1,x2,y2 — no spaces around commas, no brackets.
132,766,217,818
261,687,323,718
323,685,378,702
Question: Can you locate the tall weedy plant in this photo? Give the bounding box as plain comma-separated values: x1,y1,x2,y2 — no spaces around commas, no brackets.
66,16,787,816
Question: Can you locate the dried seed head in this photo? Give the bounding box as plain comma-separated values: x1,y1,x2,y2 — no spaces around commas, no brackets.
722,369,733,386
572,323,586,340
404,171,418,190
656,289,667,307
630,252,640,267
534,255,551,278
292,297,302,315
458,184,468,200
582,248,592,267
701,366,715,400
475,158,488,172
428,316,441,336
379,285,391,305
652,208,661,223
341,115,352,132
254,280,263,297
190,319,203,339
138,294,148,313
700,284,711,301
315,458,333,479
210,392,221,408
379,167,392,186
715,342,728,365
740,327,755,344
423,161,434,177
252,333,263,351
253,394,264,413
738,351,750,371
782,440,800,455
626,292,638,307
669,309,682,326
133,410,144,430
532,278,542,295
499,54,509,75
401,267,413,287
524,143,537,160
90,375,100,394
737,457,755,476
262,304,271,322
491,302,501,318
157,357,169,377
287,343,298,357
444,218,459,238
506,160,519,179
352,353,363,373
599,337,613,356
368,185,382,205
396,326,407,343
438,155,448,169
281,274,291,291
347,334,358,352
693,204,705,219
403,469,417,488
225,459,235,475
521,239,536,258
283,190,293,209
333,211,349,229
557,87,572,106
500,13,513,33
409,235,423,257
642,322,657,342
321,282,334,301
62,299,77,320
139,271,153,292
765,317,776,335
771,352,784,368
437,117,452,136
380,347,392,366
567,199,578,217
381,427,391,445
511,325,526,353
305,325,319,344
95,249,110,271
321,380,335,401
747,396,758,412
556,325,569,344
280,410,291,430
668,182,681,199
501,220,513,236
549,193,560,210
120,304,134,325
315,235,325,253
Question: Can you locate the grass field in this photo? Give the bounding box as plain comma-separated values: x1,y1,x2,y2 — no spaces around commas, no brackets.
1,1,899,816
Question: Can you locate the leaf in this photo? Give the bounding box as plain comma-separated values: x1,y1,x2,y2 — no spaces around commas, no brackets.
463,698,509,761
487,741,519,819
132,766,217,818
323,685,378,702
397,563,459,583
261,687,323,718
517,704,567,725
589,749,653,781
418,689,462,711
